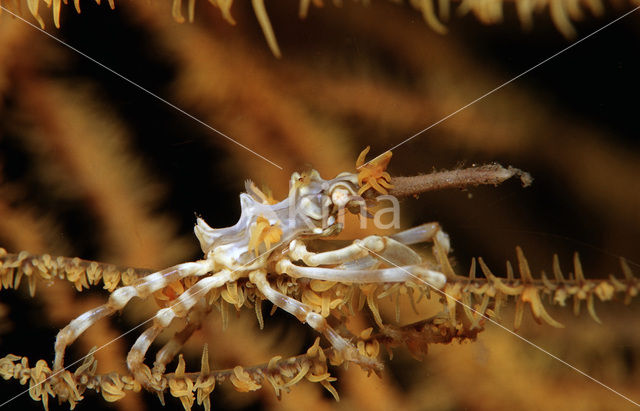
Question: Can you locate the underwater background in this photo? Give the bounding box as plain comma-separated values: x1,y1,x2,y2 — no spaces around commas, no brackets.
0,1,639,409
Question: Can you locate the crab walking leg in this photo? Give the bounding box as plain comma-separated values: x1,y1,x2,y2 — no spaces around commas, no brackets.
289,236,386,266
249,270,376,366
152,299,209,376
127,270,233,386
53,260,214,372
289,235,425,267
390,222,451,252
276,259,447,289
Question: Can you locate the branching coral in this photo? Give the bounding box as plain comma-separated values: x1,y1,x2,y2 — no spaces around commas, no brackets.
1,0,634,56
0,317,479,410
1,240,638,409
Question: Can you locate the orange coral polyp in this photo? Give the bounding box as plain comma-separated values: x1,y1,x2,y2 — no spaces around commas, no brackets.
248,216,283,256
356,146,393,195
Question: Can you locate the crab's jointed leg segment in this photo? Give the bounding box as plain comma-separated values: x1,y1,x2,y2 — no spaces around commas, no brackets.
390,222,451,253
249,270,378,368
281,223,452,288
127,325,164,388
288,233,433,267
127,269,233,388
53,260,214,372
288,235,391,266
152,299,209,376
276,259,446,289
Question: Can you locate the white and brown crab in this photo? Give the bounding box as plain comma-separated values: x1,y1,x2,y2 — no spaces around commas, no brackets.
50,148,452,391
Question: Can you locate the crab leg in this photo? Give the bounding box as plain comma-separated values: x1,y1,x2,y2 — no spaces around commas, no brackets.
249,270,377,367
276,259,446,289
289,236,386,266
53,260,214,372
127,269,233,387
390,222,451,252
152,299,209,376
289,235,423,266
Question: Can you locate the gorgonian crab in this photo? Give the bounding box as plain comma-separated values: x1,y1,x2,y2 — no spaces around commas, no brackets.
52,148,451,386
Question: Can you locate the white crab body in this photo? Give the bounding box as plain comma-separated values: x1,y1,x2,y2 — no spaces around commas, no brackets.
194,170,362,270
51,166,451,392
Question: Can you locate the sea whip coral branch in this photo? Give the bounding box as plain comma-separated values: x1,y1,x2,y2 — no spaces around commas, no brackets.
388,164,533,198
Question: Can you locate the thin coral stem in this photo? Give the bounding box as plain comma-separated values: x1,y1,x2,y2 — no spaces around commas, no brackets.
388,164,533,198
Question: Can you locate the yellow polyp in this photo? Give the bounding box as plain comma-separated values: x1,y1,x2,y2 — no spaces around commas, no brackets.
27,275,37,297
541,272,557,291
302,288,322,307
416,0,448,34
169,355,196,410
101,374,125,402
366,291,383,327
306,371,331,383
573,294,581,316
234,284,246,308
329,298,342,310
215,0,237,25
514,298,525,330
73,272,89,291
188,0,195,23
229,366,261,392
52,0,62,28
461,292,475,326
227,281,239,303
553,288,568,306
306,337,321,357
321,293,331,317
248,181,277,205
87,262,101,284
156,279,186,304
252,0,282,58
479,258,524,295
219,300,229,330
283,362,310,387
267,356,282,371
121,375,142,393
586,293,601,324
26,0,45,29
320,380,340,402
355,146,394,196
594,281,615,301
310,279,336,292
220,288,236,306
620,257,635,280
365,340,380,357
516,247,534,282
248,216,282,256
102,268,120,292
172,0,186,24
29,360,50,401
74,348,97,376
121,268,137,286
573,252,586,282
5,268,15,289
254,300,264,329
521,286,564,328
